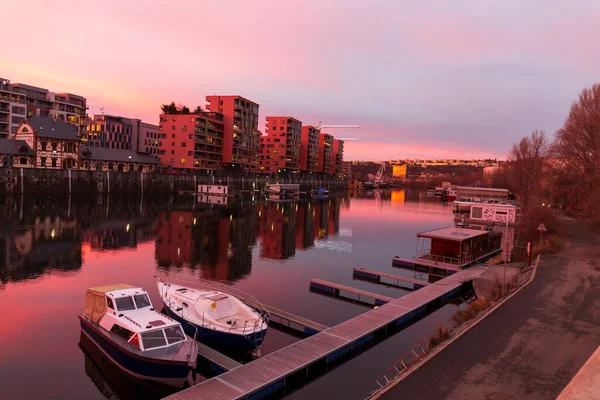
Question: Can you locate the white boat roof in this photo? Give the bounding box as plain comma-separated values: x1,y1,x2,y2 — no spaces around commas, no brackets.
417,227,489,241
116,308,181,334
456,186,509,193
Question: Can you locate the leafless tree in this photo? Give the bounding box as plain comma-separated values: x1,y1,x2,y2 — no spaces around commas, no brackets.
508,130,549,207
554,83,600,227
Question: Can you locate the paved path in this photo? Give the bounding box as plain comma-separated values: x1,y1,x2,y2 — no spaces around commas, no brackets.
380,218,600,400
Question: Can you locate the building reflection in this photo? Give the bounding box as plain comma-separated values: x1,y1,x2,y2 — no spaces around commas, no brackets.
0,214,82,287
155,203,257,282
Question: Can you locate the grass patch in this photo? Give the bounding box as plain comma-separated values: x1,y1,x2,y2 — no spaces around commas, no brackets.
429,326,451,349
451,299,491,326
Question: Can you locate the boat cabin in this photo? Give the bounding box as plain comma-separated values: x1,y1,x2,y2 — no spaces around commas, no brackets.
84,284,187,352
415,227,502,270
265,183,300,195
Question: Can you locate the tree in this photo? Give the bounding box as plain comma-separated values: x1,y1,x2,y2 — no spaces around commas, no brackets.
554,83,600,227
508,130,549,207
192,106,204,114
161,102,178,114
180,106,190,115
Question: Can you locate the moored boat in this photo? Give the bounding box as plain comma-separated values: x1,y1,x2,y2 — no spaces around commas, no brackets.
79,284,197,388
441,188,457,201
158,281,269,350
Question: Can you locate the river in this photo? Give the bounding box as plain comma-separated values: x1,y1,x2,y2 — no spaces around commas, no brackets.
0,189,474,399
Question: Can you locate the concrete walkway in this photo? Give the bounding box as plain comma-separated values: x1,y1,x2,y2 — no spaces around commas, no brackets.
379,217,600,400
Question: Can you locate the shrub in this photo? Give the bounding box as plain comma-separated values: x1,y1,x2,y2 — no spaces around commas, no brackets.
429,326,451,349
451,299,490,326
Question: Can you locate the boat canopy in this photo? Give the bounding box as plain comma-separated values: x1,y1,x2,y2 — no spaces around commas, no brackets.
84,284,135,323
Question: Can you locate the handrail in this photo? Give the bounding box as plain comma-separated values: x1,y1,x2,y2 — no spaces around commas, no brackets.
373,337,430,391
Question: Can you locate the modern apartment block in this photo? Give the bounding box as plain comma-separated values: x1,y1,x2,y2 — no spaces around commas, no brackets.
0,78,27,138
86,114,160,155
332,139,345,176
205,95,259,171
259,116,301,173
9,82,87,136
158,112,225,171
300,125,320,172
318,133,334,173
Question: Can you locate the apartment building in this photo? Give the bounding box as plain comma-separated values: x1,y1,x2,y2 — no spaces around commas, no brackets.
85,114,159,155
0,78,27,138
259,116,301,173
318,133,334,173
300,125,319,172
332,139,344,176
205,95,259,171
158,112,225,171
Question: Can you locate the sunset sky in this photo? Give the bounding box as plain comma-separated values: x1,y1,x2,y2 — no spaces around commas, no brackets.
3,0,599,160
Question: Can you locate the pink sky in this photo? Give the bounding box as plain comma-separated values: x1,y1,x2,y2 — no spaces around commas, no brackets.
3,0,600,160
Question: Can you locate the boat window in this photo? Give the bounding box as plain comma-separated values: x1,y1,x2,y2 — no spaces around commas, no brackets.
164,326,185,344
471,207,483,219
133,294,151,309
106,297,114,309
110,324,134,341
141,330,167,349
115,296,136,311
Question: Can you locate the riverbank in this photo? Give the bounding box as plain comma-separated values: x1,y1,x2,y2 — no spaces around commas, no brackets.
0,167,345,194
377,215,600,400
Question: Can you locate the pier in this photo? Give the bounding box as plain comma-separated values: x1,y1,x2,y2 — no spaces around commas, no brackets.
353,267,429,291
309,278,395,307
253,303,328,337
167,266,487,400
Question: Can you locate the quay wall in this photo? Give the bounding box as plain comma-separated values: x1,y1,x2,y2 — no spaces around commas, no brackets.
0,167,346,195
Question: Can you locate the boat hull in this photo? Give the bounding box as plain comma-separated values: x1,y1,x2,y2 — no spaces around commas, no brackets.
163,303,267,350
79,317,193,388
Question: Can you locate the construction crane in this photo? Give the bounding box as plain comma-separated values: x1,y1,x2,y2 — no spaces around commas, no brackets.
315,123,360,141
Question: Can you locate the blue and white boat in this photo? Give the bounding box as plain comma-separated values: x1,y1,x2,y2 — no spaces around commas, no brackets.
313,188,329,196
157,281,268,350
79,284,198,388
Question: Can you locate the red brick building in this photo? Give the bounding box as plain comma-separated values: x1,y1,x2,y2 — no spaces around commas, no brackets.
259,116,301,173
300,125,319,172
205,96,259,171
318,133,334,173
158,112,224,171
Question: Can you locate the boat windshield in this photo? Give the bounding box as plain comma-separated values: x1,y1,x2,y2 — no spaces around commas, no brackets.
141,330,166,349
115,296,136,311
164,326,186,344
133,294,151,309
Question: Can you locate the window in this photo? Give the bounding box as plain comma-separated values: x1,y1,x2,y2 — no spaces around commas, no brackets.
181,142,186,147
107,298,114,309
51,158,57,167
182,125,187,131
188,151,193,156
110,324,134,341
141,330,167,349
66,142,73,152
171,142,175,146
41,142,47,151
471,207,483,219
41,157,46,166
496,211,508,215
133,294,151,309
180,158,186,164
188,134,193,140
51,142,57,151
115,296,136,311
171,150,175,155
164,326,185,344
172,125,176,130
172,134,175,138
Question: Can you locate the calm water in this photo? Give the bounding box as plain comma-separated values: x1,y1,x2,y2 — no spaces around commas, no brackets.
0,190,464,399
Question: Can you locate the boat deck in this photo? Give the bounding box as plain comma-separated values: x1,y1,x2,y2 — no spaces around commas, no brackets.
167,266,486,400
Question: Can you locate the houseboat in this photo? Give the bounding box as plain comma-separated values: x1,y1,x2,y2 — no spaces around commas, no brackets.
455,186,509,202
441,187,457,201
79,284,198,388
454,201,519,225
393,227,502,276
264,183,300,198
157,281,269,350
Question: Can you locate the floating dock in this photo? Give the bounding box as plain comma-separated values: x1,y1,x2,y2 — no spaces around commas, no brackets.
167,266,486,400
196,342,241,375
257,303,328,337
353,267,429,291
309,278,394,307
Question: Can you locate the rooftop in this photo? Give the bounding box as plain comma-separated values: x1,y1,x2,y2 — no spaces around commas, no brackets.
417,227,489,241
457,186,509,193
28,116,79,140
0,139,34,156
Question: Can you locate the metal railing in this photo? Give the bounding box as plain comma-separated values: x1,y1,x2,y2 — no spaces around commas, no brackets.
415,248,473,266
372,337,430,395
